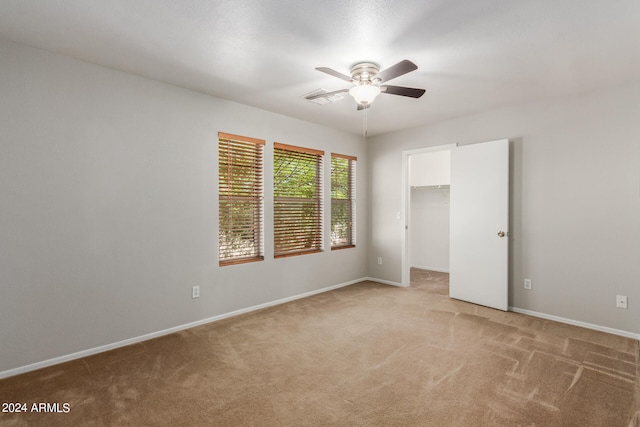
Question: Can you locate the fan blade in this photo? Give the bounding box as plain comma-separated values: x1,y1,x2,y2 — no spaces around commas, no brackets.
357,103,371,111
305,88,350,100
316,67,353,83
381,85,425,98
376,60,418,83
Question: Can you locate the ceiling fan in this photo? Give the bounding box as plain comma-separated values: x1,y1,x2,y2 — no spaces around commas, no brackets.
307,59,425,110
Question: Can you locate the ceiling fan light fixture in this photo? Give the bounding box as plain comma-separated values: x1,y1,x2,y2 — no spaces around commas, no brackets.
349,84,381,105
315,59,423,110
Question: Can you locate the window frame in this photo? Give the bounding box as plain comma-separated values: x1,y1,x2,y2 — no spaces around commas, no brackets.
330,153,356,250
273,142,324,258
218,132,265,266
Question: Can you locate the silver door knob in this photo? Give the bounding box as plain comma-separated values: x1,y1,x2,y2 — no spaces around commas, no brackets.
497,231,506,237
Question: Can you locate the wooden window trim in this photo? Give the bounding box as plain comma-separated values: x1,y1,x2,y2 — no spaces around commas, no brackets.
219,132,265,146
331,154,356,249
218,133,264,265
331,245,355,251
331,152,357,161
219,256,264,267
274,249,323,259
274,142,324,156
273,144,323,258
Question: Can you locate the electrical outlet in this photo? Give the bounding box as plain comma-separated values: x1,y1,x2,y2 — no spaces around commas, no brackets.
192,286,200,299
378,257,383,265
524,278,532,290
616,295,627,309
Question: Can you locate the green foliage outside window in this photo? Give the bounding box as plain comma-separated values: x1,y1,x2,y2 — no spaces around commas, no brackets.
274,146,322,256
331,155,355,248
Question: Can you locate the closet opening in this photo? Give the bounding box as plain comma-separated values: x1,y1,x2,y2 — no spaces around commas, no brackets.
401,144,454,287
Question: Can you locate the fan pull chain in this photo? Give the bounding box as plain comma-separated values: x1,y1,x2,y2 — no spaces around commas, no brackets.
363,104,368,139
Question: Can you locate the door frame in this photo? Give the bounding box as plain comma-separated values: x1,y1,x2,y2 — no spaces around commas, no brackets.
401,143,457,287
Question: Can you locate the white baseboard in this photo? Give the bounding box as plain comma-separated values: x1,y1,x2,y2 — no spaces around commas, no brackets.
0,277,367,380
364,277,405,287
411,265,450,273
509,306,640,341
7,281,633,380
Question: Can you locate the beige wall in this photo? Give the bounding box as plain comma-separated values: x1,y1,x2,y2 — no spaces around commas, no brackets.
0,40,368,375
367,81,640,335
2,36,638,377
410,188,450,272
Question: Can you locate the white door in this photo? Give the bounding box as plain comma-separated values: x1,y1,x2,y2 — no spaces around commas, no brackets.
449,139,509,311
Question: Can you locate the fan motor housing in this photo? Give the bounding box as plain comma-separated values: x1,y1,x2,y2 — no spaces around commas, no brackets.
350,62,381,84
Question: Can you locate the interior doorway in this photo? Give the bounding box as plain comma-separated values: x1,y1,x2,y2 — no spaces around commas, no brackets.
401,144,455,287
401,140,510,311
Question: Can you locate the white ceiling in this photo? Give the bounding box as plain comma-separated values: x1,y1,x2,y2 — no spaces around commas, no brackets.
1,0,639,136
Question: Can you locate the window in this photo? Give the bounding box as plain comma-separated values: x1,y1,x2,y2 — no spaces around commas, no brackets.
331,154,356,249
273,143,324,257
218,132,264,265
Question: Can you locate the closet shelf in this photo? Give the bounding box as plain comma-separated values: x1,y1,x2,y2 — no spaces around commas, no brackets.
411,184,450,190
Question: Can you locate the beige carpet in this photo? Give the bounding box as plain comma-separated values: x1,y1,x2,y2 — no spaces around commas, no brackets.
1,269,638,426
